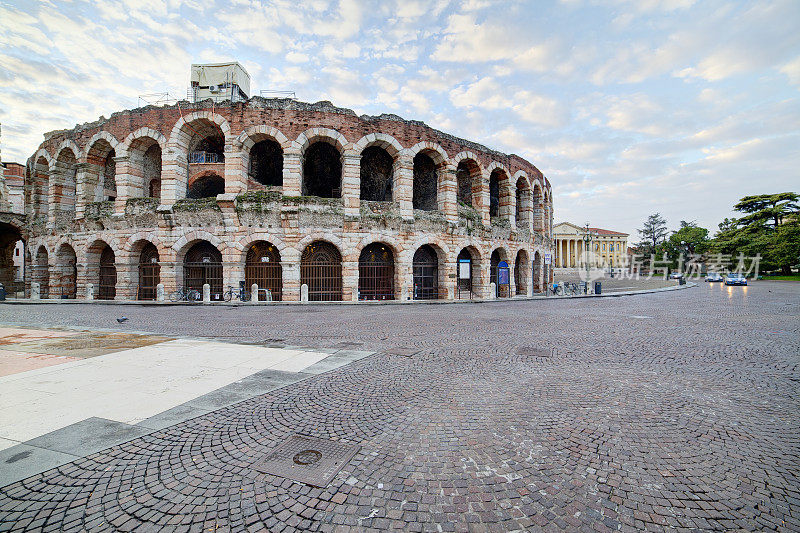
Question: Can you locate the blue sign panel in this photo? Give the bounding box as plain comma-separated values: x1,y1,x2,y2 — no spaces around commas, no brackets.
498,261,510,285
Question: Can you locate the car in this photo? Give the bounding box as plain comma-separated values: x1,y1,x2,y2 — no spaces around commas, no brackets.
706,272,724,282
724,273,748,286
669,272,684,279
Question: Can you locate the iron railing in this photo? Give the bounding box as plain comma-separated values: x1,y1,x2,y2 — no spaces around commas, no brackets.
184,262,224,300
188,151,224,164
301,261,342,301
98,264,117,300
358,262,395,300
138,263,160,300
245,263,282,301
412,262,438,300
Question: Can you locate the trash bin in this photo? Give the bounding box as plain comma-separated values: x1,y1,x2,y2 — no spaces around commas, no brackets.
594,281,601,295
0,283,5,301
679,277,686,285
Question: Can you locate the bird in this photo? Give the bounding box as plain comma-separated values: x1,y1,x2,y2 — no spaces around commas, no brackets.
116,317,128,323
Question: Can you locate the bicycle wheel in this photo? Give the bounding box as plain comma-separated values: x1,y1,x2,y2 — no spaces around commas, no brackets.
168,290,181,302
223,290,232,302
187,290,201,301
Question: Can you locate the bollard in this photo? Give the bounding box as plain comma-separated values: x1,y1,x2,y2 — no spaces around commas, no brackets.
156,283,165,302
264,289,272,302
300,283,309,303
251,284,259,302
85,283,93,300
488,282,496,300
202,283,210,304
31,282,41,300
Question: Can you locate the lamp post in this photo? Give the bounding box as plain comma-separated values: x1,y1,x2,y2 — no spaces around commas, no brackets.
583,223,592,293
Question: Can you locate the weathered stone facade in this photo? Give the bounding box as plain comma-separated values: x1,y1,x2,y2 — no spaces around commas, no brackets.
22,97,554,301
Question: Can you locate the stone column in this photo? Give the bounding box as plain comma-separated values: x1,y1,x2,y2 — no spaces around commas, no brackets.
283,147,302,197
74,163,90,219
160,144,185,207
113,155,132,215
395,152,414,220
480,174,491,226
442,258,456,299
439,165,458,224
341,153,360,218
283,261,300,302
342,259,358,301
224,145,248,195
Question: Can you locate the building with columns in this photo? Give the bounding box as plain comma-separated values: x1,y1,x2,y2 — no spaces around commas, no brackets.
553,222,628,270
9,67,554,302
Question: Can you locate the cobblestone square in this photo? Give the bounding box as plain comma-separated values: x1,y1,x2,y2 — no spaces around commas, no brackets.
0,282,797,532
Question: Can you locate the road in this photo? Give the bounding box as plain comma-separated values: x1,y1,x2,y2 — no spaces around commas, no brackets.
0,281,798,531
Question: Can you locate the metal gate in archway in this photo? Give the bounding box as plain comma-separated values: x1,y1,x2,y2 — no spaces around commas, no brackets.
491,256,510,298
138,244,160,300
245,242,282,301
300,241,342,301
456,249,473,300
184,242,223,300
358,243,395,300
98,246,117,300
412,245,438,300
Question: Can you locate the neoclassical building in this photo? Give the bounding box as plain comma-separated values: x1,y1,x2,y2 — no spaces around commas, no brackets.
553,222,627,270
13,90,554,302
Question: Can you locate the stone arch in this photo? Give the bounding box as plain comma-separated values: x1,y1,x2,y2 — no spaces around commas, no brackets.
490,247,511,298
126,238,160,300
452,152,483,210
455,244,483,299
172,231,226,258
86,239,117,300
33,244,50,298
514,248,530,296
124,129,166,200
85,134,120,202
53,242,77,299
0,222,23,293
31,154,50,220
53,146,78,219
301,132,344,198
294,127,349,154
533,250,543,293
358,241,397,300
187,170,225,199
354,134,403,204
167,112,230,201
300,240,343,301
411,243,445,300
533,182,544,233
179,240,224,298
514,173,531,231
487,163,512,224
351,132,404,156
244,239,283,301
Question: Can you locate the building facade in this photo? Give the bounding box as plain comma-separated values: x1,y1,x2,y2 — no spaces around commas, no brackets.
15,97,554,302
553,222,628,270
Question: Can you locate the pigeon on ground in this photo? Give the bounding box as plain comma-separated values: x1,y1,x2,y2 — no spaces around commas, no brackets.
117,317,128,323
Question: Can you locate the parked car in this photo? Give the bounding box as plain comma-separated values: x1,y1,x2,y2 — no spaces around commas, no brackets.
706,272,724,282
724,273,748,286
669,272,684,279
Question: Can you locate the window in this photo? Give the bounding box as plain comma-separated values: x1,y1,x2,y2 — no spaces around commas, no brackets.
603,243,606,251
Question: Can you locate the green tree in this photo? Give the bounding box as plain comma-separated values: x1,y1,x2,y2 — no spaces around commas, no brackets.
637,213,669,257
669,221,710,256
711,192,800,274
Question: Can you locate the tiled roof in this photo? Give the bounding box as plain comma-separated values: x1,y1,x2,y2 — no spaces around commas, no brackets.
587,227,628,236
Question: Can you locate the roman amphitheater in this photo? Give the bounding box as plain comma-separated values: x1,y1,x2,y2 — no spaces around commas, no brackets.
7,89,553,302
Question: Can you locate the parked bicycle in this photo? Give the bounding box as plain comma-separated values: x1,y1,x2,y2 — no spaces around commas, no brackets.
168,287,201,302
223,285,250,302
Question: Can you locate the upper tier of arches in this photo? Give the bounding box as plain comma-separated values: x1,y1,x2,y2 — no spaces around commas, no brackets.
26,109,553,235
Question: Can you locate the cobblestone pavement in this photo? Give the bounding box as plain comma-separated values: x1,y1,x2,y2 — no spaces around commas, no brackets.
0,282,798,532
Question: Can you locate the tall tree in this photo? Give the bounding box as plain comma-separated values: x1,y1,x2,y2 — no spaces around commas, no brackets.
734,193,799,228
668,220,709,256
637,213,669,256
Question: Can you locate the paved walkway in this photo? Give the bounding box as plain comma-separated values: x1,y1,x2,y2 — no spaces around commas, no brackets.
0,281,797,531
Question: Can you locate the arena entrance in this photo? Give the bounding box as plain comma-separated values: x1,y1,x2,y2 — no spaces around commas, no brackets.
0,222,23,294
300,241,342,301
184,241,223,300
33,246,49,298
491,250,510,298
98,245,117,300
55,244,77,299
358,243,395,300
245,241,282,301
456,248,473,299
412,245,439,300
138,243,160,300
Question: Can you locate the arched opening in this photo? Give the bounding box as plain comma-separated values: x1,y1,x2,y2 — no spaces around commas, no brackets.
32,157,49,220
533,251,542,293
533,184,543,233
413,152,438,211
54,149,77,219
245,241,282,301
97,245,116,300
358,243,395,300
303,142,342,198
456,159,480,209
128,137,162,201
456,247,479,300
514,249,529,296
360,146,393,202
490,249,510,298
55,244,77,299
187,173,225,199
183,241,223,299
183,119,225,199
86,139,117,202
138,242,160,300
489,171,501,221
249,139,283,188
33,246,49,298
412,245,439,300
0,223,23,294
300,241,342,301
515,178,531,230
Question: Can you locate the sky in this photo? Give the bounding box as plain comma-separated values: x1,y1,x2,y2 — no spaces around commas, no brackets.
0,0,798,239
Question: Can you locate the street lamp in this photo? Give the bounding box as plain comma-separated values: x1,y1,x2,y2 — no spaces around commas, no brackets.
583,222,592,293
